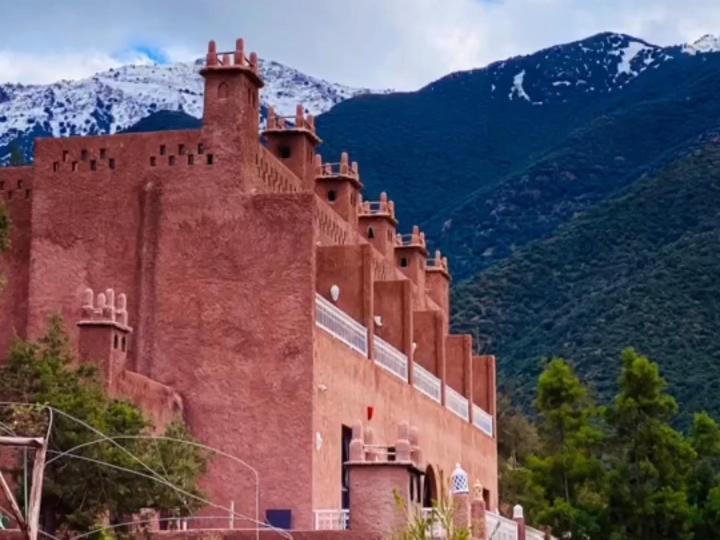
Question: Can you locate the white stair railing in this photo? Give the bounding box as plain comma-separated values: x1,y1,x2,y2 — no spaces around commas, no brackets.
413,363,442,403
315,293,368,356
526,526,546,540
445,385,469,421
473,403,494,437
486,511,518,540
313,509,349,530
374,335,408,381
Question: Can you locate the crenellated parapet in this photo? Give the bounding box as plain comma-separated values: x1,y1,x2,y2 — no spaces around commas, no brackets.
265,104,321,144
200,38,262,87
427,249,450,277
78,287,131,331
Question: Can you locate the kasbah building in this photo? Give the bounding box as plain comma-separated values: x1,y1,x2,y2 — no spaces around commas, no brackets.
0,38,504,535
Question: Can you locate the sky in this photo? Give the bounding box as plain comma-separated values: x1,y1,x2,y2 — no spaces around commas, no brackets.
0,0,719,90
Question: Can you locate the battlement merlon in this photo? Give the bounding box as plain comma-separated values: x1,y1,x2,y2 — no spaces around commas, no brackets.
199,38,263,88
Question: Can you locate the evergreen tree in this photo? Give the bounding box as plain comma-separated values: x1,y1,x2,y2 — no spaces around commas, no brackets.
527,358,607,539
688,412,720,539
8,140,26,167
606,348,695,540
0,316,208,535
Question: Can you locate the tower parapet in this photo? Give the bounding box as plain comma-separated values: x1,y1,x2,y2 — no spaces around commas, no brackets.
359,192,398,258
264,105,322,187
314,151,363,224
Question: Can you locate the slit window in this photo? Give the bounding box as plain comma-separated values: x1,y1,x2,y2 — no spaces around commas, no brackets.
109,158,116,170
25,189,31,199
71,161,78,172
367,227,375,239
53,162,59,172
80,149,88,161
206,154,214,165
62,151,69,162
113,334,119,349
100,148,107,159
17,180,23,189
150,156,157,167
121,336,127,352
188,154,195,165
327,190,337,203
159,145,166,156
90,160,97,171
178,144,186,155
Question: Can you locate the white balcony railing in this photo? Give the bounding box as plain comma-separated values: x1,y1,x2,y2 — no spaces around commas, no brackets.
527,526,546,540
473,403,494,437
374,335,409,381
445,385,470,421
486,511,518,540
315,293,368,357
413,363,442,403
313,509,349,530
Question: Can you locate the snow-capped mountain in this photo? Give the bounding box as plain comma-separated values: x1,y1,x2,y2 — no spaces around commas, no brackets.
0,58,385,163
430,32,719,106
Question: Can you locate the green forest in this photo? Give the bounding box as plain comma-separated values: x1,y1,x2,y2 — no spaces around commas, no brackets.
500,351,720,540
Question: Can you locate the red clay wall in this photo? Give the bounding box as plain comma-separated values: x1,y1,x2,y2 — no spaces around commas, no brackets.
0,166,32,358
312,330,498,513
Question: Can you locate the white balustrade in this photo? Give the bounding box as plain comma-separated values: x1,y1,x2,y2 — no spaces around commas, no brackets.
313,509,349,530
445,385,470,421
473,403,494,437
315,293,368,356
374,335,408,381
486,511,518,540
526,526,546,540
413,363,442,403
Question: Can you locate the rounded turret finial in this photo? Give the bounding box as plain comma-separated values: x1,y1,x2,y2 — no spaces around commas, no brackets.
249,52,259,70
207,40,218,66
235,38,245,65
513,504,524,520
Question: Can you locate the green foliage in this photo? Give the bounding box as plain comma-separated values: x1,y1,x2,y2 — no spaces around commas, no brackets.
8,140,25,167
504,350,720,540
453,142,720,425
392,485,470,540
0,316,208,535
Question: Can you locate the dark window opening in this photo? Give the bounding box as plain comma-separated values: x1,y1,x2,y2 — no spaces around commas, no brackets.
100,148,107,159
198,143,205,154
388,446,396,462
327,190,337,203
52,162,59,172
109,158,116,170
0,181,3,189
367,227,375,239
121,336,127,352
25,189,31,199
178,144,186,155
169,156,176,166
62,151,69,162
80,149,88,161
150,156,156,167
113,334,119,350
278,146,292,159
17,180,23,188
483,488,491,509
400,257,409,268
341,425,353,510
188,154,195,165
71,161,78,172
423,466,437,508
90,160,97,171
159,145,166,156
218,82,229,99
206,154,214,165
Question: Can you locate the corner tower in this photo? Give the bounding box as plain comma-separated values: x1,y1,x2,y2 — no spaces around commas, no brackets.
201,39,263,143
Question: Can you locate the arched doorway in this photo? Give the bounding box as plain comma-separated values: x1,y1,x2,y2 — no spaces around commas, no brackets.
423,465,438,508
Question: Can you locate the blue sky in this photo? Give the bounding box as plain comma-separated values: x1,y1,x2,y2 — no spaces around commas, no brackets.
0,0,719,89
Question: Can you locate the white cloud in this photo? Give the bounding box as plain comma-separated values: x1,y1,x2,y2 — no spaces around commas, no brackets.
0,0,719,89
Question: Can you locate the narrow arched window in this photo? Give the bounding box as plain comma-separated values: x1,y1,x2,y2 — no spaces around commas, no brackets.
218,82,229,99
368,227,375,239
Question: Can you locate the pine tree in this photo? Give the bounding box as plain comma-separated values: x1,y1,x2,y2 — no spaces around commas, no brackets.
526,358,607,539
606,348,695,540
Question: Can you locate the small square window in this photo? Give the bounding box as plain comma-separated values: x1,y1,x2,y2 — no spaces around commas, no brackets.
206,154,214,165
